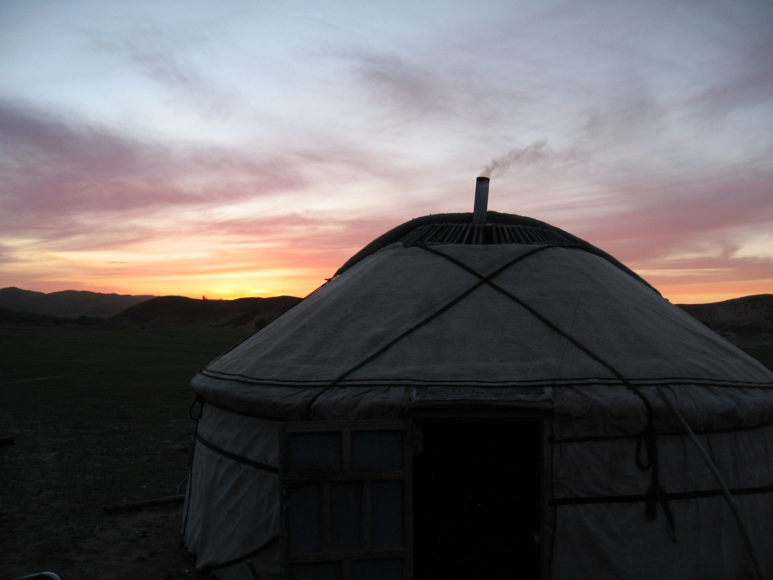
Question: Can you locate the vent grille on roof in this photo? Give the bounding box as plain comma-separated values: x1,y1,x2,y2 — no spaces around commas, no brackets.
401,223,573,246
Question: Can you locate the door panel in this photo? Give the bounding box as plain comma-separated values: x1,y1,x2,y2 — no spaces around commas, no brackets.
281,420,413,580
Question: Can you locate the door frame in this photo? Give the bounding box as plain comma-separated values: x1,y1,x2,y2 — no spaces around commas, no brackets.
409,407,552,580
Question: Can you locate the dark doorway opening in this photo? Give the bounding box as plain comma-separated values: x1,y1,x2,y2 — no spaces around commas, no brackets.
413,418,543,580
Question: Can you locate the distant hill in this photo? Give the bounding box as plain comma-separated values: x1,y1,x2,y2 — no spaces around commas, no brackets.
109,295,302,331
3,286,771,335
0,287,154,319
677,294,773,334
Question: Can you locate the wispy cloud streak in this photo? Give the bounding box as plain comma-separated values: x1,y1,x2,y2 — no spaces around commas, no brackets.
84,27,233,117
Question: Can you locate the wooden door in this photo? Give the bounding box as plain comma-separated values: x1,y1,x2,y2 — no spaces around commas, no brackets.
280,420,413,580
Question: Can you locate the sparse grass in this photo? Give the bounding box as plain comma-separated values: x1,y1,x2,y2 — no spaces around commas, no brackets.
0,325,250,578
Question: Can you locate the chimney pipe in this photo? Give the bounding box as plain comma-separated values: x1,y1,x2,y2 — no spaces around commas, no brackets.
473,177,489,224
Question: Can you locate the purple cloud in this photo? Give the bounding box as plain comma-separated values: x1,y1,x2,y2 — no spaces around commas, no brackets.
0,99,305,221
571,172,773,270
349,50,448,116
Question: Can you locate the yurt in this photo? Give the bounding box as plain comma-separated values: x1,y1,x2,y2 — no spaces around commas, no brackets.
181,178,773,580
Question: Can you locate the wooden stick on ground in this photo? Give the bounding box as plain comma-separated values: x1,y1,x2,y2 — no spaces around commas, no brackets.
102,495,185,514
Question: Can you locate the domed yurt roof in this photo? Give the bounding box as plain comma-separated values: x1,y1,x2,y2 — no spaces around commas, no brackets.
192,206,773,425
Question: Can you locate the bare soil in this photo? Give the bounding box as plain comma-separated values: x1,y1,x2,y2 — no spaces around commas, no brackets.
0,325,249,580
1,422,194,580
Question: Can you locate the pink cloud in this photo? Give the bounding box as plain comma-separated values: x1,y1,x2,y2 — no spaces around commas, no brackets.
571,173,773,262
0,99,306,220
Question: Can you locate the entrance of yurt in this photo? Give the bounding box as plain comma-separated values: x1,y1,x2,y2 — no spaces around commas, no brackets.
413,418,543,580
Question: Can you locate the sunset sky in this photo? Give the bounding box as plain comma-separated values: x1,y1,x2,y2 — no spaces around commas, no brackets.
1,0,771,304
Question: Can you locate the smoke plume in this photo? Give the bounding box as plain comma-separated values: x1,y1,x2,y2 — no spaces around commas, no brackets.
481,139,549,178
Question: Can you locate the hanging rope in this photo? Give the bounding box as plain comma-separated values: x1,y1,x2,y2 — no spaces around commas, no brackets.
656,386,764,580
415,244,672,528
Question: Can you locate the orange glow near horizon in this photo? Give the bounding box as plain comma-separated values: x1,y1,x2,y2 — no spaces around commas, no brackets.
2,199,770,305
1,258,338,300
2,205,770,305
647,280,773,305
7,259,770,305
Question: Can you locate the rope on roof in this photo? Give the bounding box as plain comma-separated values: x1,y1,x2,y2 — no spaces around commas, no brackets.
310,242,675,535
333,212,659,294
303,244,556,419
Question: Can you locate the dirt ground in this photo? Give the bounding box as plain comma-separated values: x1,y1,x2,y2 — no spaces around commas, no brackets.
3,505,194,580
0,325,249,580
0,419,201,580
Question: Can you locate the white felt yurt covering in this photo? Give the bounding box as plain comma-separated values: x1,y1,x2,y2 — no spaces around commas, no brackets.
182,211,773,580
